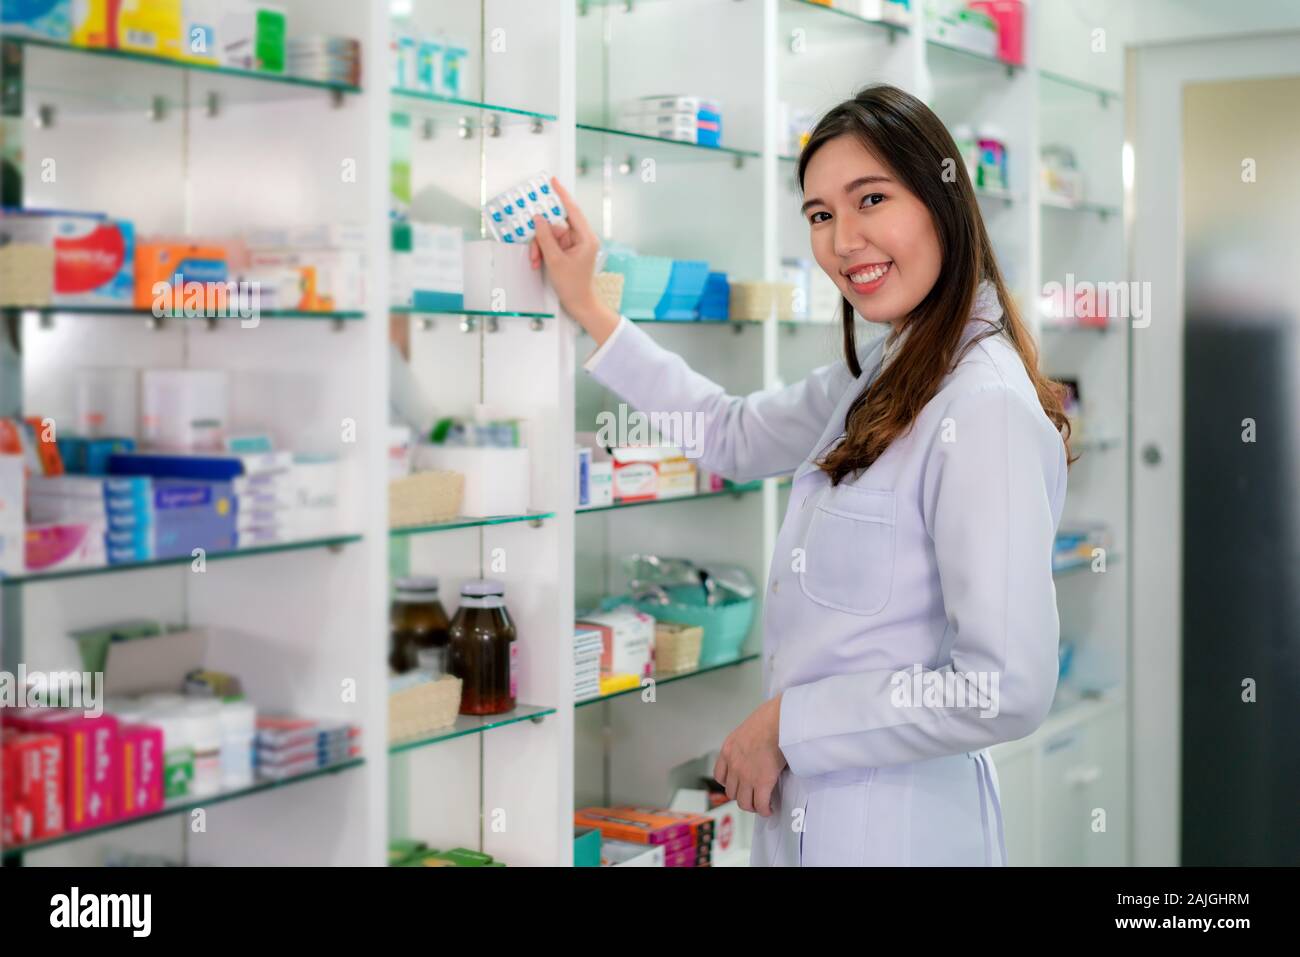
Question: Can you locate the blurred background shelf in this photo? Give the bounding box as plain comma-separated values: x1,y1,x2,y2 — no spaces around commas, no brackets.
575,653,762,708
0,757,365,860
389,705,556,754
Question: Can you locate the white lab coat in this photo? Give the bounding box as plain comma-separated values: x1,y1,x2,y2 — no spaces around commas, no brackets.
585,280,1067,866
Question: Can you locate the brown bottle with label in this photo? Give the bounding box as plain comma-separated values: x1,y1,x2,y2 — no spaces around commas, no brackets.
448,579,517,715
390,577,451,675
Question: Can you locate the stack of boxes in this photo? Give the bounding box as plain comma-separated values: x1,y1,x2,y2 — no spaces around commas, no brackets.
286,35,361,88
255,716,362,780
620,95,723,148
574,806,715,867
574,627,603,702
576,607,654,696
2,1,300,77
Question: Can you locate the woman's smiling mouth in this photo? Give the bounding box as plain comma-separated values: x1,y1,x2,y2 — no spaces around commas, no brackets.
844,261,893,294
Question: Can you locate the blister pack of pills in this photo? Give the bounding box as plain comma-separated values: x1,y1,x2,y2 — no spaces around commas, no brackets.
483,171,568,244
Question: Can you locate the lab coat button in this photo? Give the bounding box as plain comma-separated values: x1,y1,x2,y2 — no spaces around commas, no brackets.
771,579,780,593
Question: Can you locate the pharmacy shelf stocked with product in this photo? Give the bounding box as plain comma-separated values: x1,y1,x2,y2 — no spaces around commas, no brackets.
1,0,1132,868
1,0,390,868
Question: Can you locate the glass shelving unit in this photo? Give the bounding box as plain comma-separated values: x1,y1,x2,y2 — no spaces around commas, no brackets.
390,512,554,537
388,704,556,754
392,88,556,125
1,757,365,860
782,0,909,37
0,534,363,586
576,122,760,161
575,653,761,708
0,34,362,99
0,305,364,322
391,307,554,320
577,482,763,515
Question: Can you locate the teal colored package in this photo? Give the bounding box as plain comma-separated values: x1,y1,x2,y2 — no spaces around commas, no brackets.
0,0,72,41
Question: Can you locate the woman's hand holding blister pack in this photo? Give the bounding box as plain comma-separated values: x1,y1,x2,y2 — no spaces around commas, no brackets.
530,178,621,346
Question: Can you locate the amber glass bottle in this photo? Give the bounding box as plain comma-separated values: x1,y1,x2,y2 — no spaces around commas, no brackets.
448,579,517,715
390,577,451,675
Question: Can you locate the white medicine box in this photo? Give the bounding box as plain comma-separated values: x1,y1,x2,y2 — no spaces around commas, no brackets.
463,240,547,314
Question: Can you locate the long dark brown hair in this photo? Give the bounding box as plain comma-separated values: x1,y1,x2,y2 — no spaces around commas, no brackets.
797,85,1073,484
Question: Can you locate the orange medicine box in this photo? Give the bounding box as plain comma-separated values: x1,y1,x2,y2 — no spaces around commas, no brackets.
134,240,231,312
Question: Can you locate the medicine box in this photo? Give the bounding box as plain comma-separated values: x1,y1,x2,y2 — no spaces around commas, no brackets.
115,0,184,59
218,0,285,73
0,213,135,308
8,710,119,832
576,607,654,678
1,0,72,41
134,239,230,311
72,0,111,47
180,0,223,64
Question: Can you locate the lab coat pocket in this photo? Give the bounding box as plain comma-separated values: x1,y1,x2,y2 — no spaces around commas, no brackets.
799,485,895,615
800,776,870,866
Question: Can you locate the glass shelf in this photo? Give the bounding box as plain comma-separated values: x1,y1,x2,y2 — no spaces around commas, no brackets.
577,123,760,161
630,317,763,326
975,186,1016,205
1041,197,1121,218
926,38,1019,75
389,704,555,754
0,533,362,586
782,0,910,36
391,307,554,320
576,653,761,708
390,512,554,537
1040,320,1115,334
1,305,364,322
391,88,555,126
577,482,763,515
2,35,360,117
0,756,364,859
1040,69,1120,106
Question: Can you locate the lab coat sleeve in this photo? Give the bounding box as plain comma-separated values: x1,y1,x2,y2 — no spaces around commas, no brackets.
778,383,1063,777
585,316,855,482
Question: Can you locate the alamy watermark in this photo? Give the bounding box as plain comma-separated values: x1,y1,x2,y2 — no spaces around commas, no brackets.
152,274,263,328
1042,273,1152,329
594,404,707,459
0,667,104,717
890,664,1000,719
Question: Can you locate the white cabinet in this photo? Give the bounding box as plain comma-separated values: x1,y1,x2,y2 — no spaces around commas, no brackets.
992,696,1129,866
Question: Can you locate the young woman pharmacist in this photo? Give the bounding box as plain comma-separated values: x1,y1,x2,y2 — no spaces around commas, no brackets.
533,85,1071,867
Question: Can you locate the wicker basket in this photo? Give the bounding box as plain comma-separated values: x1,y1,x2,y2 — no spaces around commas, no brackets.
389,674,463,743
593,272,625,312
389,470,464,528
654,621,703,673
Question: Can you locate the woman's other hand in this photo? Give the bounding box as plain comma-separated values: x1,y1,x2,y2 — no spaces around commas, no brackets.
530,177,620,345
714,694,788,817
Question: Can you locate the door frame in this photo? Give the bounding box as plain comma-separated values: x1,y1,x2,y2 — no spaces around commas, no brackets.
1126,30,1300,866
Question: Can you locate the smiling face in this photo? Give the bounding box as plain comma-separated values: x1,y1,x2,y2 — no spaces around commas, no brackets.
800,134,943,328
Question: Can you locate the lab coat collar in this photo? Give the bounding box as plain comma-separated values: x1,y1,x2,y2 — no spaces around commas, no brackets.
792,279,1005,483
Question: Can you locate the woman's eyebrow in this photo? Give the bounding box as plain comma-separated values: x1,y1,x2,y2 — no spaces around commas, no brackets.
800,174,894,215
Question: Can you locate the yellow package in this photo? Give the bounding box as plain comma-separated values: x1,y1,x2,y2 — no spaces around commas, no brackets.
116,0,183,59
72,0,112,48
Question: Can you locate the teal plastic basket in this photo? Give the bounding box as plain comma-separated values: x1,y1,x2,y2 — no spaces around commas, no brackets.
602,586,755,666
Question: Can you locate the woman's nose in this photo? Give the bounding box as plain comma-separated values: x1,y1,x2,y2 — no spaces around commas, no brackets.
833,218,867,258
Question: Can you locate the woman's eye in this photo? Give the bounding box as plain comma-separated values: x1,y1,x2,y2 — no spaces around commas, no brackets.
809,211,830,224
861,193,885,208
